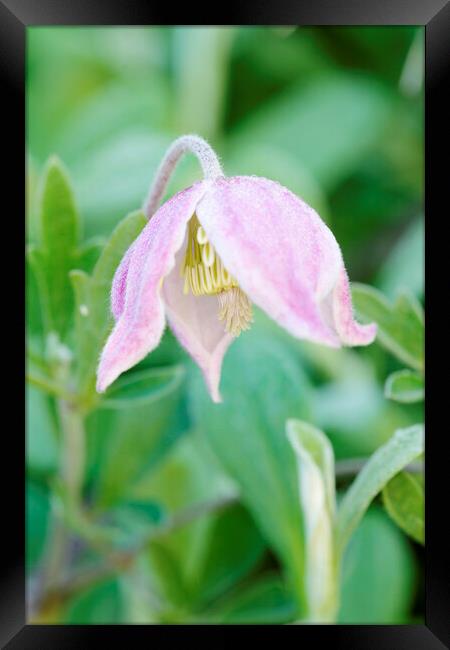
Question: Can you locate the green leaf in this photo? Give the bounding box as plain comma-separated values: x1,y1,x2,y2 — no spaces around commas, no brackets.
63,578,124,623
70,209,147,401
338,506,417,623
26,251,45,339
230,73,390,191
287,419,337,622
352,284,424,371
385,370,424,403
336,424,424,554
189,328,314,612
204,574,297,624
86,366,188,506
382,472,424,544
130,433,264,615
144,541,190,610
34,157,81,338
191,504,266,607
74,237,105,274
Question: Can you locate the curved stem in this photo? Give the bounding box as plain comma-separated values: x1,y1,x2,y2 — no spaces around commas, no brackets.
143,134,223,218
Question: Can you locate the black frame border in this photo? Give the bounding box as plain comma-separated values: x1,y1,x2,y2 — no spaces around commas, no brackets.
4,0,449,647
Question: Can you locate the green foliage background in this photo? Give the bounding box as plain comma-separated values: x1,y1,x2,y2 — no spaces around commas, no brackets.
26,26,424,624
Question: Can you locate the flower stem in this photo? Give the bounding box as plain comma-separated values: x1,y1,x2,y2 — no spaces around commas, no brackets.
31,398,86,620
144,134,223,218
58,399,86,505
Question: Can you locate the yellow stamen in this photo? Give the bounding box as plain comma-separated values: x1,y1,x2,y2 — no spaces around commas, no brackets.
182,214,253,336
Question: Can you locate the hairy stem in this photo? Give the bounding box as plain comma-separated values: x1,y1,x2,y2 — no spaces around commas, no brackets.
143,134,223,218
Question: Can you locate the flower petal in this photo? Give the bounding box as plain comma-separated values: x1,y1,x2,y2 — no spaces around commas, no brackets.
162,246,234,403
111,243,135,321
97,181,208,393
196,176,344,347
332,266,377,345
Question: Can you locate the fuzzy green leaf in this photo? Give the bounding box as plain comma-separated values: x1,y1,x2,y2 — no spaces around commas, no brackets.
70,209,146,401
35,157,81,338
352,284,424,371
336,424,424,554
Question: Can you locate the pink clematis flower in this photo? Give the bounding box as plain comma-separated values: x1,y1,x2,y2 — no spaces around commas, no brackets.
97,135,376,402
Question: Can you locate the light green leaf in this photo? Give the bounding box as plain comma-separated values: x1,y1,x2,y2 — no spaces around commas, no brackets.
70,209,146,401
287,419,337,622
336,424,424,554
55,78,170,165
34,157,80,338
73,133,171,236
338,506,417,623
382,472,424,544
87,366,188,506
352,283,424,371
385,370,424,403
189,328,314,612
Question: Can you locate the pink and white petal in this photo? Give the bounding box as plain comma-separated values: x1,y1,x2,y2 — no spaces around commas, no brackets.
111,242,135,321
332,266,377,345
162,247,234,402
196,176,343,347
96,181,209,393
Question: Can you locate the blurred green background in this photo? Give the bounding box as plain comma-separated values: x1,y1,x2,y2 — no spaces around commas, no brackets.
26,26,424,624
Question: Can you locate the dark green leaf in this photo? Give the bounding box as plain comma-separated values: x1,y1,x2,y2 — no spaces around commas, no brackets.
191,504,266,606
204,574,297,624
63,578,124,623
86,366,188,506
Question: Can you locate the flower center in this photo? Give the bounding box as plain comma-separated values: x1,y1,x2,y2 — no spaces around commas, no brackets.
181,214,253,336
